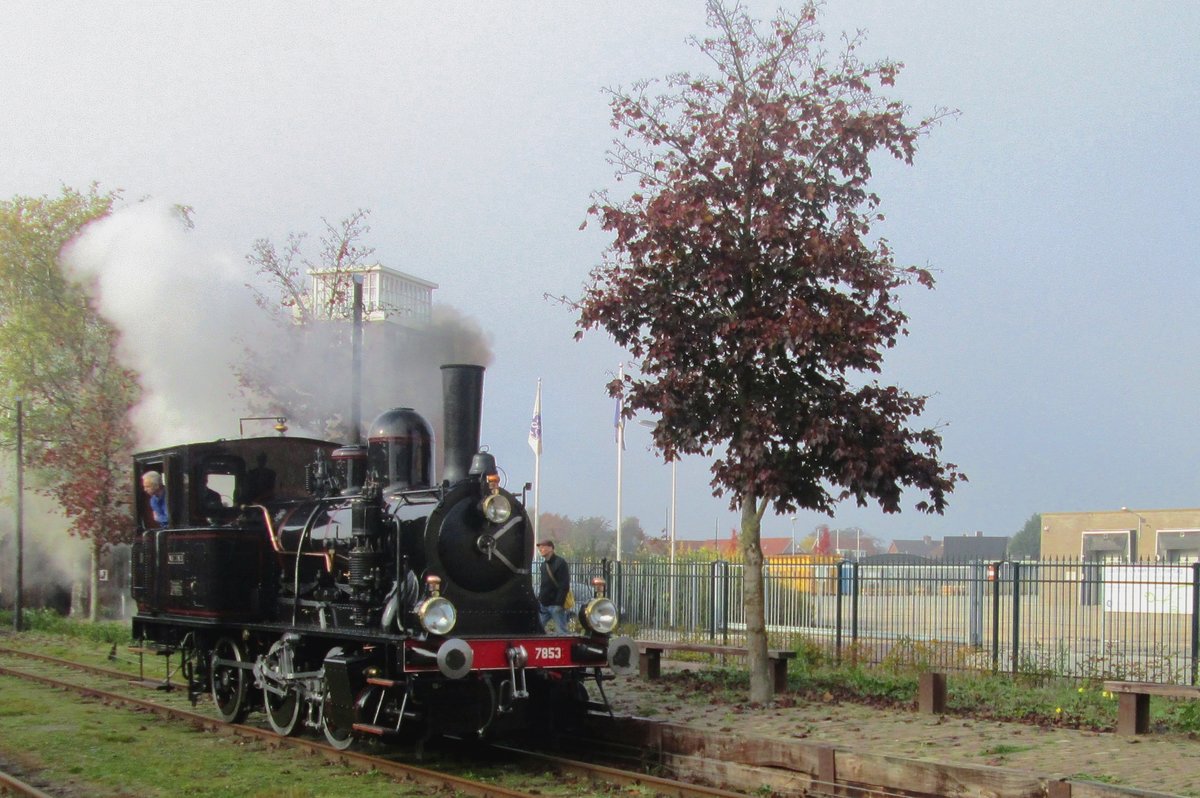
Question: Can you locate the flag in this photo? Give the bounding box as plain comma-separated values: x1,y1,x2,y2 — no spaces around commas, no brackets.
528,380,542,455
614,394,625,449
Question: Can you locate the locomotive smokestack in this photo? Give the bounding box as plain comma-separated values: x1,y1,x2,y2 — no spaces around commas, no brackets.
440,364,484,484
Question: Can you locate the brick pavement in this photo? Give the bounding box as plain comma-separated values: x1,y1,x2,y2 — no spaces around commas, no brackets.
602,671,1200,797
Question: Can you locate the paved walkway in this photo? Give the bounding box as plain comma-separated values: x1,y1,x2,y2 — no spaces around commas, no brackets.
602,670,1200,797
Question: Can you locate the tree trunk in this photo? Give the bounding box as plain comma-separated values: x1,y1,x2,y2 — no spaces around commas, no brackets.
739,499,772,703
88,538,99,622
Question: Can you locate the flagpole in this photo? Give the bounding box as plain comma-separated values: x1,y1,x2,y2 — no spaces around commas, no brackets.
615,364,623,563
533,380,541,539
528,379,542,540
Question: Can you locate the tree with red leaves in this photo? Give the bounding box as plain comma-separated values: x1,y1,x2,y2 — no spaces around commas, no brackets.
576,1,963,702
1,186,141,620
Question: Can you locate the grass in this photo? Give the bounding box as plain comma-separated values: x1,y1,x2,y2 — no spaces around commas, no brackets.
0,617,590,797
648,637,1200,735
6,614,1200,794
0,673,421,797
978,743,1034,757
1,608,129,644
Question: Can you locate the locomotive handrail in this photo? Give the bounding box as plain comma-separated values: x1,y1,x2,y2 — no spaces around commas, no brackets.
249,504,282,553
250,502,335,573
292,501,329,625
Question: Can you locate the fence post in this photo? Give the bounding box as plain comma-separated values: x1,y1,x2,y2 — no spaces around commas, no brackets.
968,562,984,647
991,562,1001,672
835,560,844,665
851,560,860,650
1010,561,1021,676
707,560,719,641
605,558,619,627
721,560,732,645
1191,562,1199,685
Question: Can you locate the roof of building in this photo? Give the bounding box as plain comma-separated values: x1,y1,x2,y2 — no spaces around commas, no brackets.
888,536,944,558
942,535,1009,562
672,536,796,558
307,263,439,289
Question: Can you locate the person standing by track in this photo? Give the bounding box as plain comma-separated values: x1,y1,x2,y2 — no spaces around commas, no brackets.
536,539,571,633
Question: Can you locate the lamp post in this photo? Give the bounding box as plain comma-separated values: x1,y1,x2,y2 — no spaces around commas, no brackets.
790,516,797,555
1120,506,1148,561
639,419,677,626
615,365,624,563
636,421,677,558
13,399,24,632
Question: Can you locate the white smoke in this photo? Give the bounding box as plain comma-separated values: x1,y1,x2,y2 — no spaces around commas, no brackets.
61,201,495,452
62,202,266,447
0,463,89,609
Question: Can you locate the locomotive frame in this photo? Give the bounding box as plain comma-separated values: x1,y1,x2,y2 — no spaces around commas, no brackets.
130,364,635,748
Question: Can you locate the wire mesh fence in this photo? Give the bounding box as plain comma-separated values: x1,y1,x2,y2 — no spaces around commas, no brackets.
555,556,1200,685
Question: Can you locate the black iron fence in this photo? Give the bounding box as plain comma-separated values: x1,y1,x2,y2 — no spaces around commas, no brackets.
559,557,1200,685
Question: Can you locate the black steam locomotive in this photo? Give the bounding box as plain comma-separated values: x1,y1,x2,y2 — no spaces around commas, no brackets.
130,364,635,748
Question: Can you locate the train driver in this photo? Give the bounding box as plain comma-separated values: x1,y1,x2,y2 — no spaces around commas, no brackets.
141,470,169,528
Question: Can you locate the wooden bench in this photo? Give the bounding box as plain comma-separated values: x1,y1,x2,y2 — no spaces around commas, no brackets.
638,641,796,693
1103,680,1200,735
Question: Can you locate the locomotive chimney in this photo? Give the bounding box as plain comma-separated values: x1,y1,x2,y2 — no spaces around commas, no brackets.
440,364,485,484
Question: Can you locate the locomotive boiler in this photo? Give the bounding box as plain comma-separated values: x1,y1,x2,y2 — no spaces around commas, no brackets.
130,364,635,748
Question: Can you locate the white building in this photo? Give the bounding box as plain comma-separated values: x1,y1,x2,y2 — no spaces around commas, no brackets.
306,264,437,326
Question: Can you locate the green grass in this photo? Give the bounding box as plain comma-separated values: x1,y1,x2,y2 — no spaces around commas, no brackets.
0,675,421,797
978,743,1033,757
649,650,1200,735
0,621,593,797
1,608,129,644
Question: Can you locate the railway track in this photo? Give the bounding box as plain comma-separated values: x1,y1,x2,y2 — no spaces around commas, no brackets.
12,644,1163,798
0,646,747,798
0,767,57,798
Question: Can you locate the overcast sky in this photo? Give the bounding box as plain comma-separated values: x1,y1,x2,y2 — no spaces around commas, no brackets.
4,1,1198,547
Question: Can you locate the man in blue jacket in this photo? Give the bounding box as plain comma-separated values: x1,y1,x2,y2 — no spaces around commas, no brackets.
141,471,169,528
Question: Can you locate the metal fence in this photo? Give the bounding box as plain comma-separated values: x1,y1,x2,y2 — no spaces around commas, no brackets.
558,557,1200,685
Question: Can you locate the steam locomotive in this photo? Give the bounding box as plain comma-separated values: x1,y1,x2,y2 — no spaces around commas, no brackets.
130,364,635,749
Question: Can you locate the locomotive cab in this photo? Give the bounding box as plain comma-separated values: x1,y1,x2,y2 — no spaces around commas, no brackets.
130,436,340,619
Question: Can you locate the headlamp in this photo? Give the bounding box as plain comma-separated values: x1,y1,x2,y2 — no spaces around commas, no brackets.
482,493,512,523
417,596,457,635
581,597,618,634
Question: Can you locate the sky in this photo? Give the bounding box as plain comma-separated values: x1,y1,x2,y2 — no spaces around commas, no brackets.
3,0,1199,550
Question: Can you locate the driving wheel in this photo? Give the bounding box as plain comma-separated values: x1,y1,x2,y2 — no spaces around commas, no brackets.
319,647,354,749
210,636,249,723
263,645,301,736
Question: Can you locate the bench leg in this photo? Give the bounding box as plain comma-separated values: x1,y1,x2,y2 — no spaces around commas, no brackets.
1116,693,1150,735
919,672,946,714
639,650,662,680
770,657,789,693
